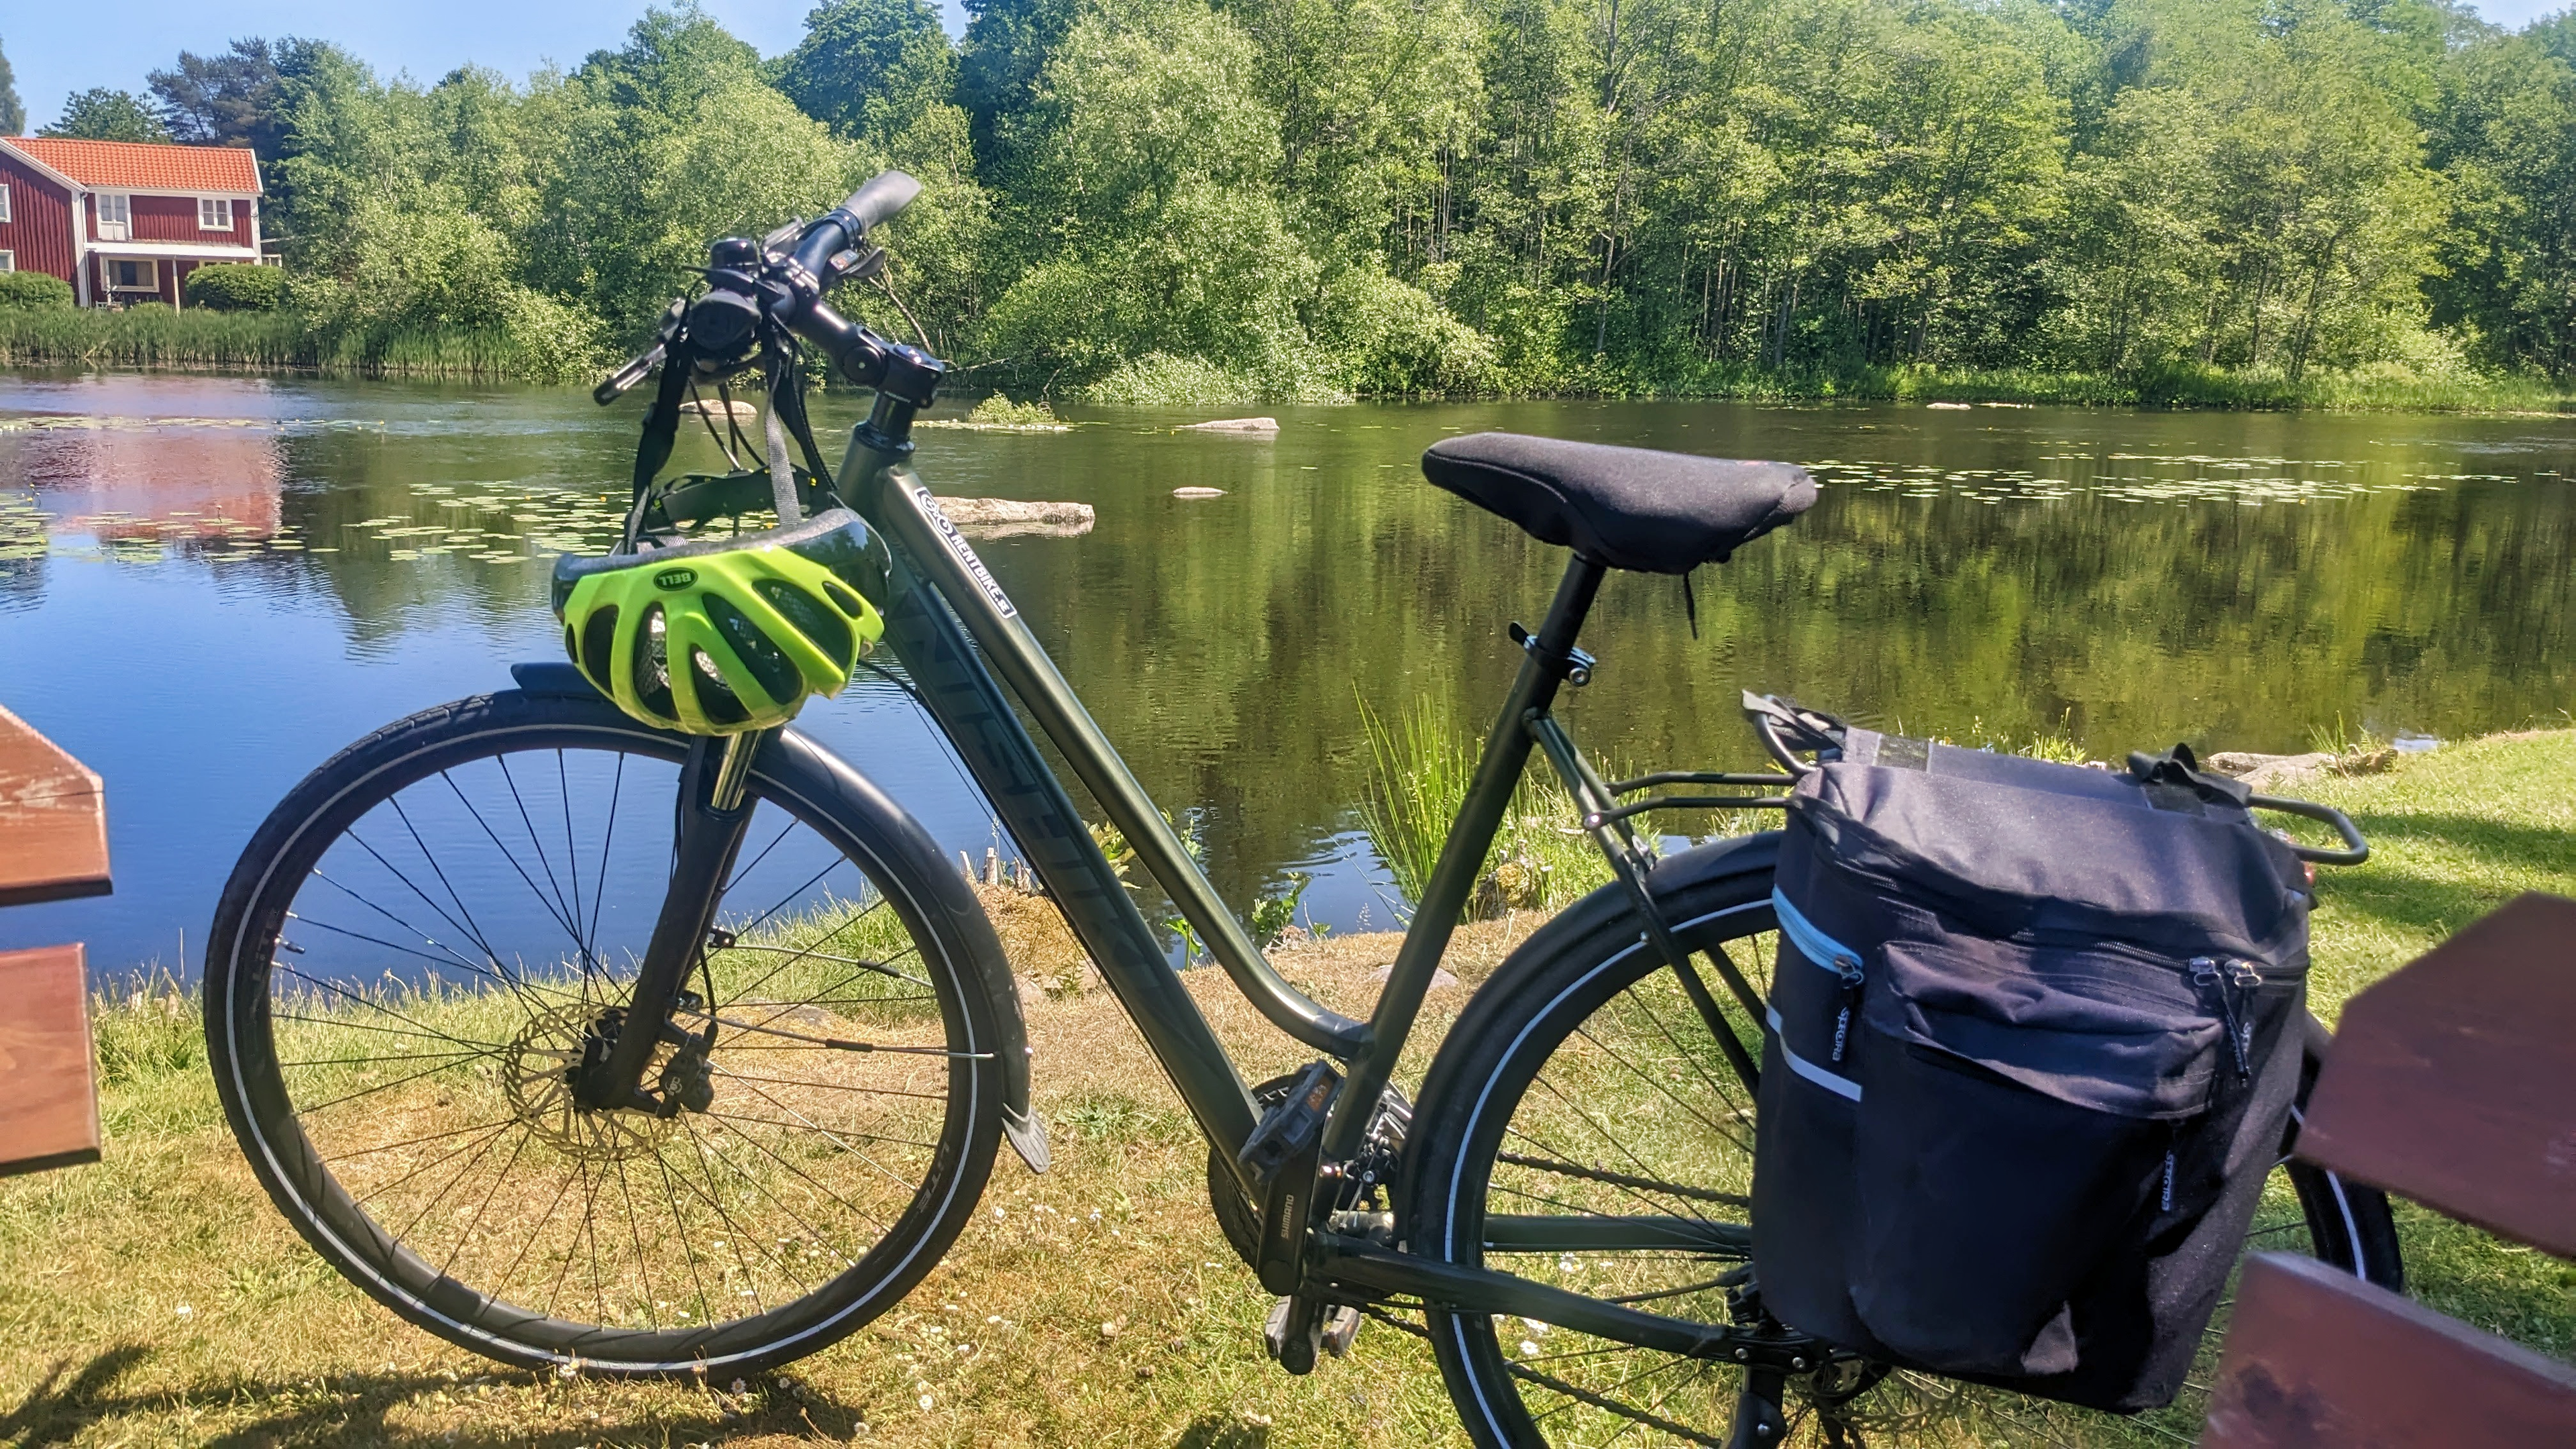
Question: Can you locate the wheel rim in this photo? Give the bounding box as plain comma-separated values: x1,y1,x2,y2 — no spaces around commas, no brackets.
1434,900,2398,1446
1440,902,1793,1444
220,725,979,1368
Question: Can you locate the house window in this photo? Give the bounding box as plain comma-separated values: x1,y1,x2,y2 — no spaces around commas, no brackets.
109,259,157,291
0,184,11,223
199,197,233,230
96,193,131,240
0,252,14,272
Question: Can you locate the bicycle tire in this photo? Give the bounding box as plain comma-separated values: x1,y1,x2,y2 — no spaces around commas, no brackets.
1402,837,2404,1447
205,686,1009,1376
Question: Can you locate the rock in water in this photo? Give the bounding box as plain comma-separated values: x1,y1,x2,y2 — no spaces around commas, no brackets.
1180,417,1279,432
930,496,1095,538
678,398,758,419
1172,486,1226,499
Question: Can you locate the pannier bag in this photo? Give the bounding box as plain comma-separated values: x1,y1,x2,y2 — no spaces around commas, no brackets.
1751,727,2313,1412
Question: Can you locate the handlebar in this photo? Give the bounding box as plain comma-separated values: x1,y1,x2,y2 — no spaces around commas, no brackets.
789,171,922,288
595,170,941,408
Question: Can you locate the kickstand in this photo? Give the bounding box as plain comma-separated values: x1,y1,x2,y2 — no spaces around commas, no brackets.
1723,1366,1788,1448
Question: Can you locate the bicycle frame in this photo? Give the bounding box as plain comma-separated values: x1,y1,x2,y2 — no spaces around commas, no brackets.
826,418,1623,1184
812,414,1833,1395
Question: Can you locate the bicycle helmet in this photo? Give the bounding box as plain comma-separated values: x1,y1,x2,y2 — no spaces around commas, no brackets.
551,508,887,735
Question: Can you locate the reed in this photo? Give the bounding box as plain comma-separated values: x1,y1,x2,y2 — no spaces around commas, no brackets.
0,308,597,380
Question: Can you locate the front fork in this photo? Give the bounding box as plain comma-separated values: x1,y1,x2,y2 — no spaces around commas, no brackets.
572,729,766,1112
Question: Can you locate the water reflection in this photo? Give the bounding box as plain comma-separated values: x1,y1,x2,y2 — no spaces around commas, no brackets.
3,372,2571,975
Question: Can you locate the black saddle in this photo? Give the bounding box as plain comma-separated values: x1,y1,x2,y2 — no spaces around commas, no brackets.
1421,432,1816,574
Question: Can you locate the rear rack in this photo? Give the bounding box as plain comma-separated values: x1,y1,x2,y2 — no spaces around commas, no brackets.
1738,691,2370,867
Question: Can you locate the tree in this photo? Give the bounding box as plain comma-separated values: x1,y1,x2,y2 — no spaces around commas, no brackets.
2426,22,2576,380
774,0,950,143
957,0,1083,170
40,88,172,142
980,0,1325,395
148,38,287,152
0,35,25,136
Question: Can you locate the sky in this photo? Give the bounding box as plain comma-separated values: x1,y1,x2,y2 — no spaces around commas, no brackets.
0,0,2565,132
0,3,969,133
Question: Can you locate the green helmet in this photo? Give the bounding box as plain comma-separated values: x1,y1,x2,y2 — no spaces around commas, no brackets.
551,509,887,735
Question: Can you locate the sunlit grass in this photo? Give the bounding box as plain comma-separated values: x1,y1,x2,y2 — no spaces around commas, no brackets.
5,732,2569,1445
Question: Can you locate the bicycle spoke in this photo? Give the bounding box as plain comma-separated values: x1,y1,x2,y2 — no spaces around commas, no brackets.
233,726,981,1368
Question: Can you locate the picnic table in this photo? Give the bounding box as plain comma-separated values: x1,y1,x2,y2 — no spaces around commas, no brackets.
0,703,107,1177
2201,892,2576,1446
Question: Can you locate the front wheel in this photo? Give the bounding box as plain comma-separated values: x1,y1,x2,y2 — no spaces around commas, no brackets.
205,686,1012,1376
1403,840,2404,1446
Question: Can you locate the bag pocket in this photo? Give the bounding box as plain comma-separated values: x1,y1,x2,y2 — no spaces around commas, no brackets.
1846,936,2228,1377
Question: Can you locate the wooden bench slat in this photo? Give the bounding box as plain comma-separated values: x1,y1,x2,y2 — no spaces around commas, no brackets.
0,944,101,1177
2293,892,2576,1258
2202,1251,2576,1448
0,704,112,908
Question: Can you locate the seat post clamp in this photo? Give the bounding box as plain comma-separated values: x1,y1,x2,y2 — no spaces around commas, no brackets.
1509,622,1595,687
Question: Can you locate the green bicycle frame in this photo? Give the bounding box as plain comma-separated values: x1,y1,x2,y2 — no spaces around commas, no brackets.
828,420,1613,1185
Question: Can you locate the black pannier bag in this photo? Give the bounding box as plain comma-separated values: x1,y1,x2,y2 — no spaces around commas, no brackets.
1750,726,2314,1412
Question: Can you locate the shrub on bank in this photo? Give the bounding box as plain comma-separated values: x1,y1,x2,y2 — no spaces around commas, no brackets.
0,272,76,311
185,264,286,312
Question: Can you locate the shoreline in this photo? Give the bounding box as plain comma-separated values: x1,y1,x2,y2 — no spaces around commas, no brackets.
2,353,2569,418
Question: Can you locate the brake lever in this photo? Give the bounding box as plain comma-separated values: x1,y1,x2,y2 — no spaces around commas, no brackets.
594,342,665,405
594,297,688,405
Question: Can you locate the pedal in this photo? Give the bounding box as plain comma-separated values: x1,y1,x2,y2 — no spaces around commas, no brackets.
1263,1296,1323,1375
1320,1303,1362,1358
1237,1060,1340,1185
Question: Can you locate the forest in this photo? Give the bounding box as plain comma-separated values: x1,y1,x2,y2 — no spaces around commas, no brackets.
7,0,2575,402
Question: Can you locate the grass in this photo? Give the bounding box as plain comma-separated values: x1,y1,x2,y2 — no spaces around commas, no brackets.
3,732,2571,1445
1547,356,2576,413
0,308,599,382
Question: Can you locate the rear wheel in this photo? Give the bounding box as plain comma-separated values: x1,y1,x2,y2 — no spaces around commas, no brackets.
205,687,1010,1376
1403,845,2403,1446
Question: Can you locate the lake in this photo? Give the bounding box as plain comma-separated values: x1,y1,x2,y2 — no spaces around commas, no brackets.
3,369,2571,976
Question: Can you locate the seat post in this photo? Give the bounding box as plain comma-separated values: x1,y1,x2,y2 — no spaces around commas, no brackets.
1526,554,1607,678
1324,553,1605,1161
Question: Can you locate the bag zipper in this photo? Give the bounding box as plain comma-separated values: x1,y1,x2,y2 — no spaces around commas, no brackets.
2189,957,2265,1080
1830,959,1864,1065
1771,889,1866,1064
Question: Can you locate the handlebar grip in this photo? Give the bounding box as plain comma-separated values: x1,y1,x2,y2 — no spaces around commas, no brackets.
845,171,921,233
790,170,921,280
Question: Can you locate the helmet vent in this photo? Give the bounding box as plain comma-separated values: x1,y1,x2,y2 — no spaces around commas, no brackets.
578,605,621,692
689,649,751,726
632,604,678,720
818,580,866,619
704,593,804,704
756,579,855,665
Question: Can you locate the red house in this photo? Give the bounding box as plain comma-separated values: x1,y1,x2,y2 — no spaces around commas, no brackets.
0,137,266,307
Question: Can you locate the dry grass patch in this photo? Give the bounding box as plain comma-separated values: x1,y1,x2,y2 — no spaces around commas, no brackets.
4,736,2571,1446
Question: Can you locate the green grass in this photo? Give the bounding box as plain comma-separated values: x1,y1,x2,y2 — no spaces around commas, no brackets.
0,307,598,381
1540,355,2576,413
3,731,2570,1446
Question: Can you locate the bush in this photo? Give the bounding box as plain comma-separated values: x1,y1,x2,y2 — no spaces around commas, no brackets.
0,271,76,311
184,263,286,312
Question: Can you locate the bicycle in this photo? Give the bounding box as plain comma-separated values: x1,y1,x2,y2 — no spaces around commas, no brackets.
203,173,2402,1445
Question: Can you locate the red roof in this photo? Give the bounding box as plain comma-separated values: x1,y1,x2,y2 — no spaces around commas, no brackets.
5,137,260,194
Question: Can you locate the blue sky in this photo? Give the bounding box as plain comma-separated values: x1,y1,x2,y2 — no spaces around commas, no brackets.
1,3,969,131
1,0,2564,132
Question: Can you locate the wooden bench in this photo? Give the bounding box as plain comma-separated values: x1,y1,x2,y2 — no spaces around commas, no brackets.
2201,892,2576,1446
0,704,108,1177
